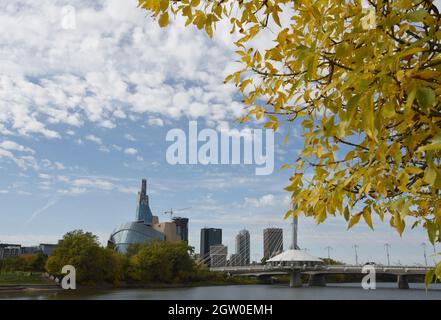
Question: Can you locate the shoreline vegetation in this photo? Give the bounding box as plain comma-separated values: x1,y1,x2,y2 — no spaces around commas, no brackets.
1,230,265,293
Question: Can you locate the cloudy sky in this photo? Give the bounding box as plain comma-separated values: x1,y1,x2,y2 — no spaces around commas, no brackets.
0,0,438,265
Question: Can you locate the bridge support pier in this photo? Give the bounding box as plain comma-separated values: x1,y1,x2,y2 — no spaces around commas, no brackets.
289,271,302,288
397,275,409,289
308,274,327,287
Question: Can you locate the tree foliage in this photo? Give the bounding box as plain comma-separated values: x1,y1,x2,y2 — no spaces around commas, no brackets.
127,240,196,283
0,252,47,272
139,0,441,278
45,230,125,285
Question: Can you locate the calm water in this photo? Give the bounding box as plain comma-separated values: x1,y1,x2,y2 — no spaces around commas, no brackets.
1,283,441,300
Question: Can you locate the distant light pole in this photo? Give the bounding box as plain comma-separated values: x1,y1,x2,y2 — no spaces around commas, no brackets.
422,242,428,267
353,245,359,265
325,246,333,260
433,245,437,266
385,243,391,266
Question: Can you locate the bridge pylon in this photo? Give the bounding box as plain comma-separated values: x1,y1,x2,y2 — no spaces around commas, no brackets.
289,271,302,288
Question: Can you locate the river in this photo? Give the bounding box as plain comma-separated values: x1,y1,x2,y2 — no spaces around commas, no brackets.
1,283,441,300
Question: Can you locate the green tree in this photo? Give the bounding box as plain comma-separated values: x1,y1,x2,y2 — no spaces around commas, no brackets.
139,0,441,281
31,252,48,272
45,230,125,285
128,240,196,283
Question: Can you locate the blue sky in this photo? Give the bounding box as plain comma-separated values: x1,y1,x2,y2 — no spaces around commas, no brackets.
0,0,439,266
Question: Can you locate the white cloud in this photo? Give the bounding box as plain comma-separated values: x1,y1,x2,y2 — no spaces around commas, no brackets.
147,117,164,127
57,175,69,182
243,194,276,207
124,148,138,156
99,145,110,153
72,178,114,190
53,161,65,170
39,173,51,179
124,134,136,141
0,141,35,154
0,0,245,140
112,144,122,151
0,148,14,159
85,134,103,145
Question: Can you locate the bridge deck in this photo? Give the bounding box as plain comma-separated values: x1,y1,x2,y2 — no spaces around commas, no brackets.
211,265,430,276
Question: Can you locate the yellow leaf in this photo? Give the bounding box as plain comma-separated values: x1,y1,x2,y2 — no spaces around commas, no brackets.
425,268,435,288
423,166,437,185
363,210,374,230
348,214,361,230
272,12,281,27
393,212,405,236
417,133,441,153
158,12,169,27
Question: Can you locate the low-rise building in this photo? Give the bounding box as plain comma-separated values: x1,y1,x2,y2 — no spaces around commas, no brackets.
39,244,57,256
0,244,21,259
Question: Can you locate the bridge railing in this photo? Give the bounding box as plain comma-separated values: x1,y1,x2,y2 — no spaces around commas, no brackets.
210,264,432,273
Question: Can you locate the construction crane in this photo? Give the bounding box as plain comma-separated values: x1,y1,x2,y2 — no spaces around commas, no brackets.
164,207,191,220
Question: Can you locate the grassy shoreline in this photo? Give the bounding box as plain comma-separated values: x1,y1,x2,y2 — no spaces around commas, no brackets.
0,271,262,293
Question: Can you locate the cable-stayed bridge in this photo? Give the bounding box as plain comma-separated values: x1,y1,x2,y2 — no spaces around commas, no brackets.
209,264,432,289
199,216,434,289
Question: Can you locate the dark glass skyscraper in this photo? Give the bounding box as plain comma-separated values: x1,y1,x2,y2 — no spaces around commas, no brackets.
200,228,222,265
173,217,189,242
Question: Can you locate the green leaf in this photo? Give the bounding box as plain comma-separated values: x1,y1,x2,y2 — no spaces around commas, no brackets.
407,9,428,22
416,87,436,113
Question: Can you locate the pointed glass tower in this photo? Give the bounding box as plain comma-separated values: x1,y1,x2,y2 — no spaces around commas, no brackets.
136,179,153,224
109,178,164,253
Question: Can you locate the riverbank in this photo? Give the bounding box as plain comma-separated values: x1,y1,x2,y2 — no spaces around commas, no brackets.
0,276,260,293
0,272,54,285
0,272,60,293
0,284,61,293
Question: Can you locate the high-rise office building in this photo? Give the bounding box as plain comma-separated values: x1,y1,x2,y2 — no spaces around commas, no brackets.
235,229,250,265
210,244,228,268
173,217,189,242
200,228,222,265
229,253,242,266
263,228,283,259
